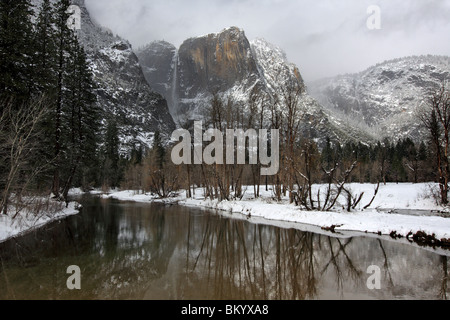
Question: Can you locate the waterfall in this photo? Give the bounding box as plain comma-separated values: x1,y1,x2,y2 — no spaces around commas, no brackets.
171,51,179,120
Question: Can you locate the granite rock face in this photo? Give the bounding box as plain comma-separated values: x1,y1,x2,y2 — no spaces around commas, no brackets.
137,27,372,146
138,27,265,120
136,41,178,117
177,27,260,99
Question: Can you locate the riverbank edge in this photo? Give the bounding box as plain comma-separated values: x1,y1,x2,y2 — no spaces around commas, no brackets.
97,184,450,250
2,183,449,250
0,201,81,244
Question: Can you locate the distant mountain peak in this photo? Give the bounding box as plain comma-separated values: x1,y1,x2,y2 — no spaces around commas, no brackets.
190,26,246,42
308,54,450,142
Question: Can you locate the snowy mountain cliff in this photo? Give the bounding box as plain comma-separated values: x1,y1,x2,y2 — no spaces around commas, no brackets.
32,0,176,151
73,0,175,148
137,27,375,146
32,1,450,148
308,55,450,142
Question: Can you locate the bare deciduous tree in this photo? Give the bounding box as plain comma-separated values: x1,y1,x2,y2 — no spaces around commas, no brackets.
0,96,50,216
417,83,450,205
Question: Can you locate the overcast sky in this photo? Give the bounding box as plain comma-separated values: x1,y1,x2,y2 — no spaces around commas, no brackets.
84,0,450,82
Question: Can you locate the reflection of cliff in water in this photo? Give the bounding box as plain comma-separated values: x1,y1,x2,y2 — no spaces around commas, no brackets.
0,197,182,300
0,196,448,300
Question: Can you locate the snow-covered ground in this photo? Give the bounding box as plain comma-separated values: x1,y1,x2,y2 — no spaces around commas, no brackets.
2,183,449,246
0,199,81,243
101,183,450,241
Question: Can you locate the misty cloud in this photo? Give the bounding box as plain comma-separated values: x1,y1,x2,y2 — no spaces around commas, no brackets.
85,0,450,82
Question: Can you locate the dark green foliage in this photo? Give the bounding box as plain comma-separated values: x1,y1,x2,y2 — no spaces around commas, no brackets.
33,0,57,94
0,0,35,101
101,118,123,189
152,131,166,170
319,137,434,184
321,137,334,170
0,0,101,204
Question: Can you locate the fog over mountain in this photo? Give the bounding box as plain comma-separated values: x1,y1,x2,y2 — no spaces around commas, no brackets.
85,0,450,82
29,0,450,146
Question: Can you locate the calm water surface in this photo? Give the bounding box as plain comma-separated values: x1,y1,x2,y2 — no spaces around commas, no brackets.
0,195,448,300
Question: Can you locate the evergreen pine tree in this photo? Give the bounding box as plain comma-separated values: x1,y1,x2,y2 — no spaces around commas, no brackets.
418,141,428,161
61,36,100,198
103,118,121,189
321,136,333,170
152,131,166,170
32,0,59,185
33,0,57,95
0,0,102,202
0,0,36,212
50,0,75,197
73,43,101,188
0,0,35,101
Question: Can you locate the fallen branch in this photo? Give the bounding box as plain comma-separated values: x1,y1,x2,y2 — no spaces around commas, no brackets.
364,181,381,210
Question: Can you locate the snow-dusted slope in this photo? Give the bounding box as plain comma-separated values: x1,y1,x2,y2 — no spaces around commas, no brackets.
251,38,304,94
250,38,376,145
32,0,176,151
74,0,175,149
308,55,450,141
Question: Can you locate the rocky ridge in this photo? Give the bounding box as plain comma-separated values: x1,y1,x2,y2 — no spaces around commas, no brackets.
308,55,450,141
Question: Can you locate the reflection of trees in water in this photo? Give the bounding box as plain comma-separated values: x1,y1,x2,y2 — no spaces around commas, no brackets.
184,215,450,300
75,200,189,299
0,198,186,299
0,198,449,300
273,228,318,299
320,237,363,298
440,256,448,300
185,216,342,299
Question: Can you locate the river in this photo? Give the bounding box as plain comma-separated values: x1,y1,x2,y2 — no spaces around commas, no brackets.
0,195,448,300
